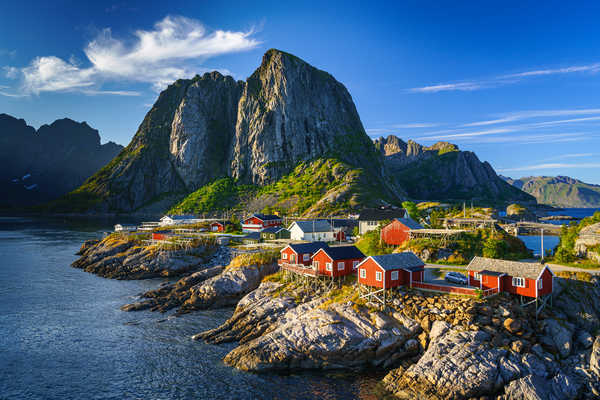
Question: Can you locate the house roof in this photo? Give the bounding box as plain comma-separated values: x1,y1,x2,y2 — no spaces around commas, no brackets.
287,241,329,254
292,220,333,233
467,256,546,280
318,246,365,260
392,218,424,230
479,270,505,277
368,252,425,271
247,213,281,222
261,227,287,234
358,207,408,221
243,232,261,240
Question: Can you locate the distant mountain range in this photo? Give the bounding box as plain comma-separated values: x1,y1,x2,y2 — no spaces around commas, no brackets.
0,114,123,207
501,175,600,208
39,49,534,215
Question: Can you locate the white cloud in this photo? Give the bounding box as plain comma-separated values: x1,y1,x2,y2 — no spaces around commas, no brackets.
409,62,600,93
5,15,260,96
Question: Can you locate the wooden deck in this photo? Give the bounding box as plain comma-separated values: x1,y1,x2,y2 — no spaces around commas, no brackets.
278,261,319,277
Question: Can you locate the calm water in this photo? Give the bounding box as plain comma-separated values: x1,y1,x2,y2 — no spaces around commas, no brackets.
517,208,600,256
0,217,387,400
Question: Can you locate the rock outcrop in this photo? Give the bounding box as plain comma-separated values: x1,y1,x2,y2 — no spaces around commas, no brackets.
71,234,216,279
0,114,122,208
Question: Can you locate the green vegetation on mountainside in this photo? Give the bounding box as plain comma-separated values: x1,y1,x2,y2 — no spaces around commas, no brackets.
170,158,394,216
504,176,600,208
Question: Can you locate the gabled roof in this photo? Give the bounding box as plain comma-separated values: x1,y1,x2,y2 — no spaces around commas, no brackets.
392,218,424,230
286,241,329,254
261,226,288,234
246,213,281,222
467,256,547,280
358,207,408,221
291,220,333,233
366,252,424,271
317,246,365,260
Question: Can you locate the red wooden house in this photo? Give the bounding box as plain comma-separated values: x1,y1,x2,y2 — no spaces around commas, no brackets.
356,252,425,289
152,231,172,241
467,257,554,298
279,242,329,266
311,246,365,277
242,214,282,232
210,221,233,232
380,218,424,246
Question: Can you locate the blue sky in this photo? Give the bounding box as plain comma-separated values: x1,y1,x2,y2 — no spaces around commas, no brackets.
2,1,600,183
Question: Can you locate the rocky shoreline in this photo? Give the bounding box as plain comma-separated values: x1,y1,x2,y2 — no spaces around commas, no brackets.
73,236,600,398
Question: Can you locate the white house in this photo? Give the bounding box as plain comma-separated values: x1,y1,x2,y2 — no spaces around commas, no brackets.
114,224,137,232
288,220,335,241
358,207,410,235
159,215,202,227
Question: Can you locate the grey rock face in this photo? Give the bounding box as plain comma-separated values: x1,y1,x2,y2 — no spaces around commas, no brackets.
221,301,420,371
169,72,243,188
591,336,600,377
544,319,574,358
501,373,581,400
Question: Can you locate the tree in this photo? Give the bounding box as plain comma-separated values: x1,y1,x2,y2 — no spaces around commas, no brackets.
402,201,423,221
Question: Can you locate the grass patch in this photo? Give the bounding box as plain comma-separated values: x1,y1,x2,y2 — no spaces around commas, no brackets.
227,250,280,269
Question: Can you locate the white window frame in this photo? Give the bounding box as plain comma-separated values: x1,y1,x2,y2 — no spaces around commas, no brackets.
537,279,543,289
359,269,366,279
326,263,332,271
512,277,525,288
474,272,481,280
282,252,287,260
391,271,399,281
337,261,345,271
303,254,310,261
376,271,382,281
352,260,359,269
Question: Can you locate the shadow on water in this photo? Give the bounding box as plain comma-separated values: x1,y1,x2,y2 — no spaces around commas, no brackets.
0,217,391,400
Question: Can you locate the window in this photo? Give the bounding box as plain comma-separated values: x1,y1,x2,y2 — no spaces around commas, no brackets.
352,261,359,269
303,254,310,261
512,277,525,288
282,253,287,260
538,279,543,289
338,262,345,271
376,271,382,281
391,271,399,281
326,263,332,271
474,272,481,280
360,269,366,278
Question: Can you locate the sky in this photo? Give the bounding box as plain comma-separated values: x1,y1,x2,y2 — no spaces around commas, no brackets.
1,1,600,183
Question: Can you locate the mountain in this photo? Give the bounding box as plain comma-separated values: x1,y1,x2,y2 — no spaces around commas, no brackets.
52,49,399,214
0,114,122,207
51,49,531,215
501,175,600,207
375,136,535,204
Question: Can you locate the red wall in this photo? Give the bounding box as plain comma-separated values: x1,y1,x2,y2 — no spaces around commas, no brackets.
243,217,282,230
380,220,411,246
500,275,537,298
312,249,363,277
357,258,405,288
334,231,346,241
152,232,169,240
469,268,553,298
538,268,553,296
280,247,313,266
468,271,500,290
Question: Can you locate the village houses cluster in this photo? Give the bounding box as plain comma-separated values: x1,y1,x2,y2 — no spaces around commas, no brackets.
114,206,555,308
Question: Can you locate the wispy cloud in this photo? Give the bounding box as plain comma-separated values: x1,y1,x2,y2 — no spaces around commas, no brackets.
409,62,600,93
498,162,600,173
3,15,260,96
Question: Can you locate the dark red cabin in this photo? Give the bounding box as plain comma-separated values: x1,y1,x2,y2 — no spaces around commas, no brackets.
279,242,329,266
356,252,425,289
380,218,424,246
311,246,365,277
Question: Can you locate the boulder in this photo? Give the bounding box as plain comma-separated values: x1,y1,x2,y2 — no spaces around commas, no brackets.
575,330,594,349
501,373,580,400
544,319,574,359
504,318,522,334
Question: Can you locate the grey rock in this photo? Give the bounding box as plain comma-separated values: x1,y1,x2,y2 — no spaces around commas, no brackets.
544,319,574,358
591,336,600,377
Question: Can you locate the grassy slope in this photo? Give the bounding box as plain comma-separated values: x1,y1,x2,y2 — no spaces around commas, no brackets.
169,158,394,216
523,177,600,207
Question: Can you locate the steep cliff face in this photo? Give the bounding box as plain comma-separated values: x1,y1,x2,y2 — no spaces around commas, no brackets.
502,175,600,207
230,50,375,184
376,135,535,204
56,49,389,213
0,114,122,207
